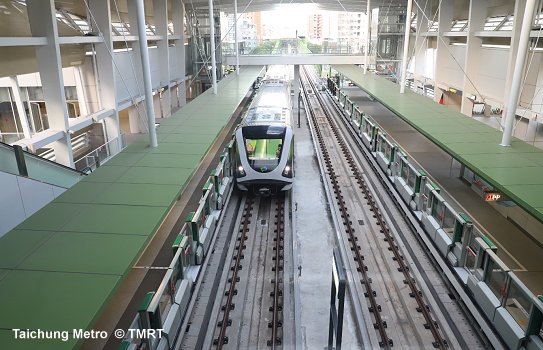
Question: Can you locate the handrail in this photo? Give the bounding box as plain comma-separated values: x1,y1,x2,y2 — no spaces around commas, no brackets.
0,140,87,176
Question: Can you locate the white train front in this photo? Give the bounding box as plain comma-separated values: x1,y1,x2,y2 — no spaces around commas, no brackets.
233,69,294,195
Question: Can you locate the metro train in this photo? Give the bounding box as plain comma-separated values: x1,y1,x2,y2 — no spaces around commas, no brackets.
233,67,294,195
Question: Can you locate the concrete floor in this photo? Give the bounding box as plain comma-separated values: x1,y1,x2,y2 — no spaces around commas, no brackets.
293,106,362,349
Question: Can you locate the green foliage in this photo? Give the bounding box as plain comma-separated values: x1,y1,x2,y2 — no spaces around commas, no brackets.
307,42,322,54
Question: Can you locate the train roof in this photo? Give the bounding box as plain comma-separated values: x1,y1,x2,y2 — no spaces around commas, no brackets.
242,106,290,127
241,77,291,128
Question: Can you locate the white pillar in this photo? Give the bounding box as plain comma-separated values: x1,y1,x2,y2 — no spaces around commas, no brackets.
8,76,31,138
89,0,120,145
208,0,218,94
414,1,430,81
172,0,186,106
153,0,171,118
400,0,413,94
135,0,158,147
127,1,145,95
364,0,371,74
294,65,300,102
460,0,487,116
234,0,240,75
27,0,73,167
433,0,454,103
501,0,538,147
504,0,527,106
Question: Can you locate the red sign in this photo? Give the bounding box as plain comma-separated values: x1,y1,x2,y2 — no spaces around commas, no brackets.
485,193,501,202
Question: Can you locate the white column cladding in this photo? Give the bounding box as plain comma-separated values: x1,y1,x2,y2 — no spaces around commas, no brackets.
504,0,527,105
234,0,240,75
414,0,430,83
89,0,121,146
433,0,454,103
135,0,158,147
460,0,487,116
364,0,371,74
26,0,73,166
8,76,31,138
209,0,218,94
400,0,413,94
172,0,187,106
127,1,145,96
501,0,538,147
153,0,171,118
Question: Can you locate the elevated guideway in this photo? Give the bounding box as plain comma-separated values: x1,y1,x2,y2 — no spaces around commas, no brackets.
0,66,264,350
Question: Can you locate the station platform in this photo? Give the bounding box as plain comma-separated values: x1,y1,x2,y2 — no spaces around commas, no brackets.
333,65,543,294
0,66,264,349
334,65,543,228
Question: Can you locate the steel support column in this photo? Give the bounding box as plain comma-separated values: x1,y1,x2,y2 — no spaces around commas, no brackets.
89,0,121,147
27,0,73,166
501,0,538,146
135,0,158,147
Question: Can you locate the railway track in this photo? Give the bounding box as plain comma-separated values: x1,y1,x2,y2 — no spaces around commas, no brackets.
301,66,449,349
213,193,287,349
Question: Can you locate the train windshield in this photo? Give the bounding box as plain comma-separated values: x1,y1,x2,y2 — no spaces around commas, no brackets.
243,125,286,173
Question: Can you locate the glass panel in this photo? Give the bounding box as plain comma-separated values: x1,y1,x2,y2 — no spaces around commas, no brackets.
451,20,468,32
407,167,416,189
484,259,507,301
434,200,445,224
384,141,392,160
442,207,456,239
401,159,408,181
158,283,173,324
485,16,505,31
245,138,282,173
465,232,478,273
505,281,531,331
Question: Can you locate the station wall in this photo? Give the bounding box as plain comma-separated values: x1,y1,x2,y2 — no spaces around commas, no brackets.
0,171,65,237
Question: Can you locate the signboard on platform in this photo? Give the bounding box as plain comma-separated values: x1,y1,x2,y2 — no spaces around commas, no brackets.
485,192,502,202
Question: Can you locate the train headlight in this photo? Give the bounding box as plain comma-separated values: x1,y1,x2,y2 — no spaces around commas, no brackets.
237,165,246,177
282,165,292,178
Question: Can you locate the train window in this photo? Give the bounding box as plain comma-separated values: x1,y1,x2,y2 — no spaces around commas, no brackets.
505,281,531,331
484,259,507,301
245,138,283,173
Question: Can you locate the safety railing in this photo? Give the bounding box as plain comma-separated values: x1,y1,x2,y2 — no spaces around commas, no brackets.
0,140,85,188
118,139,235,350
73,134,127,172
